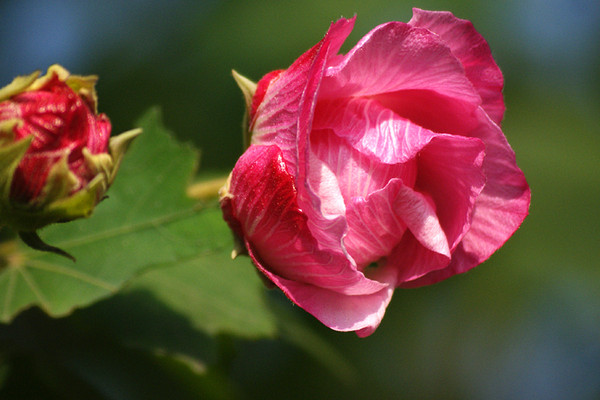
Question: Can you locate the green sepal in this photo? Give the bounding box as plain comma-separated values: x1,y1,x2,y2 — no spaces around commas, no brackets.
0,135,33,227
63,71,100,113
34,128,141,226
0,129,141,232
107,128,142,184
6,64,100,113
232,70,257,149
18,230,75,262
0,66,142,258
0,70,40,102
0,119,21,145
46,173,108,222
0,64,98,107
232,70,256,112
37,151,80,207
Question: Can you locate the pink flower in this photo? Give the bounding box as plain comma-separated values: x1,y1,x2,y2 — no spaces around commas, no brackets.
221,9,530,336
0,65,139,233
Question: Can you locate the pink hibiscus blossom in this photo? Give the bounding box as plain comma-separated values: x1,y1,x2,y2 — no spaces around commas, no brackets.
221,8,530,336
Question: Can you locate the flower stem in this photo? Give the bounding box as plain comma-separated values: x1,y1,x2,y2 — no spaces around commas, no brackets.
186,176,228,200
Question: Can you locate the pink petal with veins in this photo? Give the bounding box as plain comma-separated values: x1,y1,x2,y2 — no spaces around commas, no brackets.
320,21,481,111
223,144,387,296
409,8,505,124
402,109,529,287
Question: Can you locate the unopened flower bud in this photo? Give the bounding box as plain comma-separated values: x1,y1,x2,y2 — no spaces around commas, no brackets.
0,65,140,257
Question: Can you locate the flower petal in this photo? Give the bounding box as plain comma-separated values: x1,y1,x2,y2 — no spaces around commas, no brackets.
386,230,451,284
10,150,63,202
320,21,481,111
309,125,417,203
402,109,530,287
313,96,439,164
378,133,486,285
311,108,485,268
373,89,480,136
86,112,111,154
416,133,486,251
251,17,355,174
346,178,455,283
223,144,387,295
344,179,408,268
409,8,505,124
247,243,396,337
293,18,359,256
249,69,284,124
249,18,357,257
392,180,450,258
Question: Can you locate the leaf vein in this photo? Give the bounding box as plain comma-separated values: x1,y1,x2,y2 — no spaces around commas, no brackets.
18,267,51,312
31,205,202,253
2,269,17,320
123,156,186,223
25,259,118,292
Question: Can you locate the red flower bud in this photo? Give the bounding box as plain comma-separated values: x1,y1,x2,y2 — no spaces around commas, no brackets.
0,65,139,245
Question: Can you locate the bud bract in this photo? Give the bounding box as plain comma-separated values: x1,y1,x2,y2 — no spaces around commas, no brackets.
0,65,139,250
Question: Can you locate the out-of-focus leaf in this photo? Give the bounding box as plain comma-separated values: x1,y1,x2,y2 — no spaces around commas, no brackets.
0,308,241,400
0,108,203,322
268,297,356,384
69,285,219,368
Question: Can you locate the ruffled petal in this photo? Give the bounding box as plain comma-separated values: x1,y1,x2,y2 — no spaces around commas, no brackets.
377,133,486,285
345,176,453,269
224,144,387,295
309,126,417,203
346,178,454,280
344,179,408,268
373,89,480,136
385,230,451,284
313,97,441,164
402,109,530,287
391,180,450,257
247,242,396,337
249,17,357,257
251,17,355,174
416,133,486,251
409,8,505,124
320,21,481,111
310,110,485,269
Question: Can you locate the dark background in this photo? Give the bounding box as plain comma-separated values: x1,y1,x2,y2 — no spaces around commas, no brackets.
1,0,599,398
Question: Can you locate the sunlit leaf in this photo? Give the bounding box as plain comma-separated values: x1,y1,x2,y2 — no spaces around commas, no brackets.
0,108,202,321
73,206,278,356
117,208,278,339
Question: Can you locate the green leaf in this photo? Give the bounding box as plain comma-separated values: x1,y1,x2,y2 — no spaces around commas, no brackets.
118,209,278,339
77,206,277,344
0,108,203,322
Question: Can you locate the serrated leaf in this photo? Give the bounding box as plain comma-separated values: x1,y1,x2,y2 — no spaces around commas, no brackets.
0,108,204,321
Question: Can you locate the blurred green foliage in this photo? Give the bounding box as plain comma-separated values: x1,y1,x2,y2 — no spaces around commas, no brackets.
0,0,599,399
